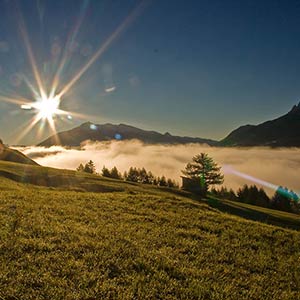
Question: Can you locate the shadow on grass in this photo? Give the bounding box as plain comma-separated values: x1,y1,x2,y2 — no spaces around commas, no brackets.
201,197,300,231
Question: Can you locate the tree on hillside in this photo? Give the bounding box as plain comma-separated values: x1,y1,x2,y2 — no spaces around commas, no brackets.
77,161,96,174
76,163,85,172
110,166,122,179
84,160,96,174
167,178,179,188
101,166,111,177
147,171,155,184
121,166,179,189
138,168,149,183
125,167,139,182
212,186,237,201
256,188,270,207
158,175,168,187
237,185,270,207
271,187,293,212
182,153,224,195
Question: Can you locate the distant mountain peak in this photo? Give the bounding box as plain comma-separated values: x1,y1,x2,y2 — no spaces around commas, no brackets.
288,102,300,115
221,103,300,147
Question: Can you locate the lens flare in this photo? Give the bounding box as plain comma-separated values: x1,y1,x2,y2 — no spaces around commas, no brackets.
223,165,299,201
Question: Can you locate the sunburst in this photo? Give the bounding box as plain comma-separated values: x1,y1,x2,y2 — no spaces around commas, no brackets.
30,95,61,122
0,0,148,144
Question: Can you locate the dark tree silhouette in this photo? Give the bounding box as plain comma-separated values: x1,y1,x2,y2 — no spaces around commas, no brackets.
256,188,270,207
77,161,96,174
125,167,139,182
101,166,111,177
84,160,96,174
237,185,270,207
158,175,168,187
167,178,178,188
76,163,84,172
122,167,178,189
212,187,237,201
271,187,293,212
182,153,224,195
147,171,155,184
110,166,122,179
138,168,149,183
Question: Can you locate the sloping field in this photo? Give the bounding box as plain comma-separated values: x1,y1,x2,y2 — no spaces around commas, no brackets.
0,166,299,299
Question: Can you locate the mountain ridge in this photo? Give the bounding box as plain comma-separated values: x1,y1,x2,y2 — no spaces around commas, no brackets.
221,103,300,147
38,122,218,147
38,103,300,148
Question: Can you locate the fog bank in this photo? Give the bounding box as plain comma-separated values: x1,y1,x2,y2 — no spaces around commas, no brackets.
15,141,300,195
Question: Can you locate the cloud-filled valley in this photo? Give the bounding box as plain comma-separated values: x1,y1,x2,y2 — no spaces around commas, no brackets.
15,141,300,195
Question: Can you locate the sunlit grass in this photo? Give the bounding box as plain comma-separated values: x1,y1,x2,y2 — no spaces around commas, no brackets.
0,165,300,299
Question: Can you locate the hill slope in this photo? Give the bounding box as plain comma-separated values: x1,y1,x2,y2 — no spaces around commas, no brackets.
0,146,38,165
0,165,299,299
221,103,300,146
38,122,217,147
0,160,299,230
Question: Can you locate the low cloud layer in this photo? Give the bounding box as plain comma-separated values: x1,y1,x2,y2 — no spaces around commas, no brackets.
15,141,300,195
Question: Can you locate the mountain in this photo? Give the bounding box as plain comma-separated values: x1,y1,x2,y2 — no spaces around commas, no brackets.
38,122,218,147
221,103,300,147
0,143,38,165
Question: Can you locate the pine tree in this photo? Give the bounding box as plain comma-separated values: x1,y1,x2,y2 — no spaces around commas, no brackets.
101,166,111,177
147,171,155,184
126,167,139,182
182,153,224,195
84,160,96,174
139,168,149,183
76,163,84,172
159,176,168,187
110,166,122,179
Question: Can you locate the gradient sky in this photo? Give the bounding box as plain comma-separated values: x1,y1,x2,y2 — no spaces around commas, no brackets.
0,0,300,145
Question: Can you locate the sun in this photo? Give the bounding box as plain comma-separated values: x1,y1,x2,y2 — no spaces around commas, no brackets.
32,95,61,120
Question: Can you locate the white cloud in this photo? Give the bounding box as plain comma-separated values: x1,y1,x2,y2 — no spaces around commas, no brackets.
105,86,116,93
15,141,300,195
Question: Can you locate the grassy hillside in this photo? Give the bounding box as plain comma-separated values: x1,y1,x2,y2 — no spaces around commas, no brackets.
0,147,38,166
0,162,300,299
205,196,300,231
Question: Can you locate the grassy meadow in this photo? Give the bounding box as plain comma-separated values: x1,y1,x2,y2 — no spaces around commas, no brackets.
0,161,300,299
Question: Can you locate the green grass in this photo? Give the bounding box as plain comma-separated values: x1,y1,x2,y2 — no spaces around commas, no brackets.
206,196,300,231
0,161,300,299
0,160,189,196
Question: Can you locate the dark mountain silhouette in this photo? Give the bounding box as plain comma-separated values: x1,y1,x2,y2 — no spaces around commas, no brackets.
38,122,218,147
221,103,300,147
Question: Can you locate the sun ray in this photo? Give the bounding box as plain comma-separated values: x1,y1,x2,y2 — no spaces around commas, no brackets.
15,3,46,99
13,114,42,145
223,165,278,191
57,0,148,99
0,94,32,106
22,75,40,99
50,0,90,98
4,1,149,144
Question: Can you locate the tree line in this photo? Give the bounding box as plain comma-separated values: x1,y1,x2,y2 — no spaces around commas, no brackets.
77,154,300,214
211,185,300,214
76,161,178,188
181,153,300,214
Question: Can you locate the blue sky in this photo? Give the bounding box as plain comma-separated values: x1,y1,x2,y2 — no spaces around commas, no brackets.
0,0,300,144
